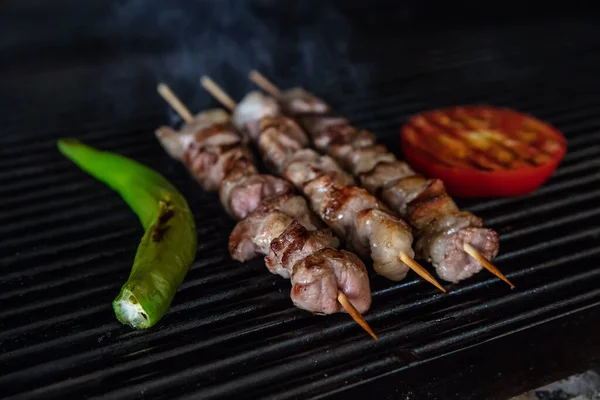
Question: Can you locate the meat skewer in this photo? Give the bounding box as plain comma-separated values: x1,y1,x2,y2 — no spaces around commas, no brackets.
248,71,513,288
200,76,446,293
155,83,377,339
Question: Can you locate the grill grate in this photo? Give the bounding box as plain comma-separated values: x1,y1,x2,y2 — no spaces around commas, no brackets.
2,11,600,400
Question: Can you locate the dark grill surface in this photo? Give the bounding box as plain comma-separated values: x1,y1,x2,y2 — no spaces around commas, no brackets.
2,4,600,399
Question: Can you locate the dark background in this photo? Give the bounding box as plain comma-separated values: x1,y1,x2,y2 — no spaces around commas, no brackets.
3,0,600,126
2,1,600,399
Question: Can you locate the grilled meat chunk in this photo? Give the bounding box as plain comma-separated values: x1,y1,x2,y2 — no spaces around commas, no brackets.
283,149,355,189
342,144,396,176
229,210,295,262
258,119,307,173
280,87,331,115
219,173,293,220
355,209,414,281
155,109,231,160
156,117,255,191
300,116,354,150
415,212,499,282
183,143,255,191
291,248,371,314
359,161,415,195
251,191,321,231
265,221,339,278
301,175,414,280
303,175,383,240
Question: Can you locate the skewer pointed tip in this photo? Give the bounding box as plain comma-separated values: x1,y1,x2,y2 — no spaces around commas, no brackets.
199,76,237,111
463,243,515,289
399,251,447,293
155,83,194,123
248,70,281,98
337,291,378,340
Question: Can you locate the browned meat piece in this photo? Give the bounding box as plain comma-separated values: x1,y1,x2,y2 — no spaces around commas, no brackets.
303,175,383,240
415,212,499,282
219,173,292,219
229,210,294,262
326,129,377,161
407,179,459,229
359,161,415,194
381,175,429,216
280,87,331,115
183,143,256,192
299,116,351,150
260,116,309,147
340,144,397,175
283,149,355,189
257,118,308,173
249,191,322,232
155,109,232,160
301,176,415,281
157,118,255,192
355,209,414,281
232,91,281,139
191,122,242,147
290,248,371,314
265,221,339,278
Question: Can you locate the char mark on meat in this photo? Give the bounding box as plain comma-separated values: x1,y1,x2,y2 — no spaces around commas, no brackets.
265,221,339,278
359,160,416,195
416,212,499,282
184,143,256,192
155,109,232,160
342,144,396,176
219,173,293,220
291,248,371,314
248,191,322,231
283,149,355,189
382,175,429,217
303,175,383,239
281,87,332,115
258,120,307,173
407,179,458,229
298,116,351,150
229,210,295,263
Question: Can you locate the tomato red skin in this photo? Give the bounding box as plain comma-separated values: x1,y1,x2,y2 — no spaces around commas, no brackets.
400,109,567,198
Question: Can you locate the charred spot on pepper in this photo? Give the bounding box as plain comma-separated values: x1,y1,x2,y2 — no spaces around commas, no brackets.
152,198,175,242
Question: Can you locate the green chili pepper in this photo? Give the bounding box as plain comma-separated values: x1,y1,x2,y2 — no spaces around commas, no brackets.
57,139,197,329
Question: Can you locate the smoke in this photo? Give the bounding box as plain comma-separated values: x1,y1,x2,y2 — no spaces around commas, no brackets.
104,0,370,118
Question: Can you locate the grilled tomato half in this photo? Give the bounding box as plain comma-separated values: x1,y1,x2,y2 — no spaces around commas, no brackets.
401,105,567,198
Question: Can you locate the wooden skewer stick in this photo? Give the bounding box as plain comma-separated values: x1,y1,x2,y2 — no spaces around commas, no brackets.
337,291,377,340
157,83,194,123
249,70,281,98
463,243,515,289
199,75,378,339
200,76,237,111
399,252,446,292
249,70,515,289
